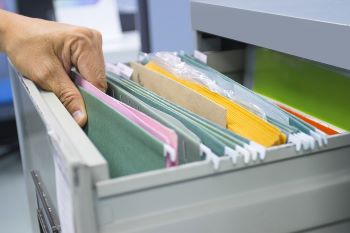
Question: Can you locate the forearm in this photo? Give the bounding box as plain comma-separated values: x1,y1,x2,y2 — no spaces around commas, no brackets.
0,11,106,126
0,9,13,53
0,9,30,54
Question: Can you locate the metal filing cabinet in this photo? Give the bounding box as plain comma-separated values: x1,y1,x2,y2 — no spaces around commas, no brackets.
10,0,350,232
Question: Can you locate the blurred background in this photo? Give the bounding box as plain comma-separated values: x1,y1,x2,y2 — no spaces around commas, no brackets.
0,0,193,232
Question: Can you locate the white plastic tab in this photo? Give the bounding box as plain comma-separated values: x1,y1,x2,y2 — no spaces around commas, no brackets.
250,141,267,160
200,144,220,170
105,62,133,79
305,132,316,150
299,133,309,150
316,129,328,145
105,62,120,74
244,145,258,161
194,50,208,64
117,62,134,79
297,133,307,150
310,130,323,147
288,134,302,151
163,144,176,163
236,145,250,164
224,146,239,164
299,132,315,150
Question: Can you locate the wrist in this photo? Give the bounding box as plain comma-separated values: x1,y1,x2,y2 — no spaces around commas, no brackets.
0,10,11,52
0,10,27,54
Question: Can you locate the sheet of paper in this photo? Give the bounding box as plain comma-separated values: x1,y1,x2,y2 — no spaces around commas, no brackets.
130,62,227,127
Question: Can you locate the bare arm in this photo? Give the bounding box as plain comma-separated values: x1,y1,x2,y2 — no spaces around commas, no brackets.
0,9,106,126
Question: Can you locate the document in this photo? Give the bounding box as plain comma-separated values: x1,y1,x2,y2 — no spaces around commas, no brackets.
76,76,178,167
144,61,285,147
79,88,167,178
130,62,227,128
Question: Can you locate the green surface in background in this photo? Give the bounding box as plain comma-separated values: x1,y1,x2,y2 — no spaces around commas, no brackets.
253,48,350,131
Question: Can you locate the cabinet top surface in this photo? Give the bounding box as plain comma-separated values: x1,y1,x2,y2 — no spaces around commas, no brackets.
191,0,350,70
193,0,350,25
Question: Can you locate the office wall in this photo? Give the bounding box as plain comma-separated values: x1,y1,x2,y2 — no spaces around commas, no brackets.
0,0,16,106
147,0,194,53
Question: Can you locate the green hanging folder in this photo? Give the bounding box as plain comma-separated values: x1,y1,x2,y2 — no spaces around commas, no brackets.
107,73,258,162
107,73,227,157
107,80,201,164
79,87,165,178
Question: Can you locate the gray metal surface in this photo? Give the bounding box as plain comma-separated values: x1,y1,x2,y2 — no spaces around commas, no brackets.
9,64,107,233
11,61,350,233
96,143,350,233
302,220,350,233
0,152,32,233
10,66,57,233
205,49,244,73
191,0,350,70
96,133,350,198
9,54,350,233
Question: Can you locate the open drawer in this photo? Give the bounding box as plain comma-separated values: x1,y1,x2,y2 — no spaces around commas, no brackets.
10,56,350,233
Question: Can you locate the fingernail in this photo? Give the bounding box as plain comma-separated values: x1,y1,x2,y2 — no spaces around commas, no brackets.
72,110,84,122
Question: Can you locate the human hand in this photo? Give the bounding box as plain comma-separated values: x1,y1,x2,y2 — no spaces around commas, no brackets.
1,10,106,126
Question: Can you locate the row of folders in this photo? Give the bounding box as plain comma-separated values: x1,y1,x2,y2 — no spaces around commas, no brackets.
72,51,340,178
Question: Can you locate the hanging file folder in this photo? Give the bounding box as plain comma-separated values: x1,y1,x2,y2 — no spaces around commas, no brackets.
130,62,227,127
142,60,286,147
107,80,202,164
107,70,265,166
74,72,179,177
179,52,328,148
79,88,166,177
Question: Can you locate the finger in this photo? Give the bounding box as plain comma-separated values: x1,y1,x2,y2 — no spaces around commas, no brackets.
50,67,87,127
75,32,107,92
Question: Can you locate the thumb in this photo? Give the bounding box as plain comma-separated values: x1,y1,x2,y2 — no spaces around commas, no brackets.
51,67,87,127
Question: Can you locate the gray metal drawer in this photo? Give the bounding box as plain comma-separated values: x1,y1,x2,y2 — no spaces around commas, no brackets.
10,63,350,233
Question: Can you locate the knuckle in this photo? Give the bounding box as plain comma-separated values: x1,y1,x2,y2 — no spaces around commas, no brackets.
93,68,107,91
98,78,108,92
35,65,55,88
70,28,93,44
93,78,107,92
69,28,102,53
94,30,103,41
59,88,80,108
75,27,94,39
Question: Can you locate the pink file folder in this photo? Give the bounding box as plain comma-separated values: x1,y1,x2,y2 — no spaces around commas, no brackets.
75,75,178,167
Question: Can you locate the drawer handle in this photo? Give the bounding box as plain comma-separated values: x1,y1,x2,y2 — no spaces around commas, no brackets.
37,208,49,233
31,170,61,233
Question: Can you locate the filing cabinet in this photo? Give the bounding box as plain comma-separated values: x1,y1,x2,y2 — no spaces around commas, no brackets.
10,0,350,232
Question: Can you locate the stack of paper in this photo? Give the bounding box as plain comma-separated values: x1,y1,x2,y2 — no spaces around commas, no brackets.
145,61,285,147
